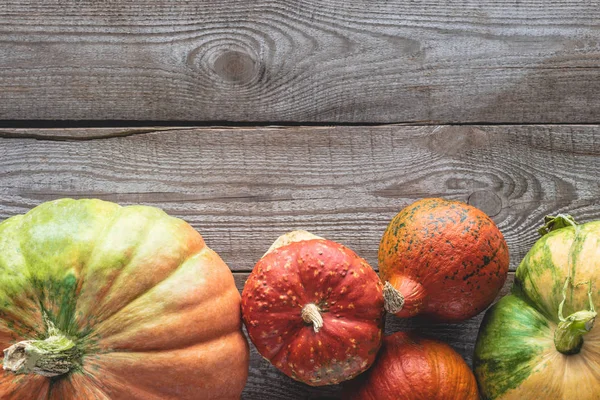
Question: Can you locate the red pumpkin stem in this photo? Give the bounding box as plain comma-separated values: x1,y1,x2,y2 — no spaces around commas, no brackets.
301,303,324,333
383,281,405,314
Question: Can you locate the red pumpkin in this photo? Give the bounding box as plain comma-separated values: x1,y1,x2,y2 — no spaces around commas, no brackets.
241,231,384,386
379,198,509,322
344,331,479,400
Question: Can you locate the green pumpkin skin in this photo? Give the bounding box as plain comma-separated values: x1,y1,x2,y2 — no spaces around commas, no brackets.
0,199,249,400
474,220,600,400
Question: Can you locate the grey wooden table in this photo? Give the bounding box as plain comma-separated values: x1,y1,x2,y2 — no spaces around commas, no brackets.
1,1,600,399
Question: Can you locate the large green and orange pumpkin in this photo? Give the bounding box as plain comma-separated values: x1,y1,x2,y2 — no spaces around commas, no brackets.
344,331,479,400
379,198,509,322
0,199,249,399
241,231,385,386
475,215,600,399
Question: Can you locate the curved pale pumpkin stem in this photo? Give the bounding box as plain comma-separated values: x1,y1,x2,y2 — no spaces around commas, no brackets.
301,303,324,333
383,281,405,314
381,277,426,318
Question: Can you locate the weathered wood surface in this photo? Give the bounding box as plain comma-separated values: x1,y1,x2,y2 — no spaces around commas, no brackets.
1,1,600,123
234,272,515,399
1,125,599,272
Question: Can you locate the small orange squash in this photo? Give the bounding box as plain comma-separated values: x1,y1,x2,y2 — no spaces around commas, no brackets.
379,198,509,322
344,331,479,400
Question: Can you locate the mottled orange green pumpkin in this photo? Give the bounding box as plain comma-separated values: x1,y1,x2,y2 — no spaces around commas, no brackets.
241,231,384,386
344,331,479,400
379,198,509,322
0,199,249,400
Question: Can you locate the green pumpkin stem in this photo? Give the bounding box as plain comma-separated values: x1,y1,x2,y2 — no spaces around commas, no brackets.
554,278,597,355
538,214,578,236
2,316,80,377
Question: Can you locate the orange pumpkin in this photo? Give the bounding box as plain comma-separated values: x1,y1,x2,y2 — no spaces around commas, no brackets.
379,198,509,322
344,331,479,400
0,199,249,400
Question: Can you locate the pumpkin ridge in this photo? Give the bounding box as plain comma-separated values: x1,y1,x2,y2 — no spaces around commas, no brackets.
94,283,243,353
69,204,126,332
0,216,46,343
0,373,50,400
0,297,43,342
258,245,308,303
94,328,244,356
498,348,564,399
424,340,442,399
77,365,165,400
79,210,163,327
46,371,111,400
7,217,57,340
511,279,553,323
474,294,555,398
74,204,206,335
263,323,306,366
95,243,208,325
88,246,217,343
83,331,249,400
581,349,600,382
293,239,332,299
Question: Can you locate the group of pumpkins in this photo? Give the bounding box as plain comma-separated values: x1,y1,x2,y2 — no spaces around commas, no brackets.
0,198,598,399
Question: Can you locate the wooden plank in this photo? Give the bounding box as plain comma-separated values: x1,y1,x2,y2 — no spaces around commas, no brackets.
0,125,599,271
1,1,600,123
234,272,515,399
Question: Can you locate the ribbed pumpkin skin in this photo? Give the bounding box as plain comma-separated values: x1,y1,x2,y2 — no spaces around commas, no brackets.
379,198,509,322
345,331,479,400
474,221,600,400
0,199,249,400
242,239,384,386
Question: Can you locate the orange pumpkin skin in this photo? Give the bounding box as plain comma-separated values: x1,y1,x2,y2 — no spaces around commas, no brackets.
379,198,509,322
242,236,384,386
345,332,479,400
0,199,249,400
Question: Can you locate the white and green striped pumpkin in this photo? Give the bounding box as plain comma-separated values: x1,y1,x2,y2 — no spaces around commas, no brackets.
474,215,600,400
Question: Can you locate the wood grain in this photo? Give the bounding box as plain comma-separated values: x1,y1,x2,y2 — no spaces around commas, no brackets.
1,125,599,271
1,1,600,123
234,272,515,400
